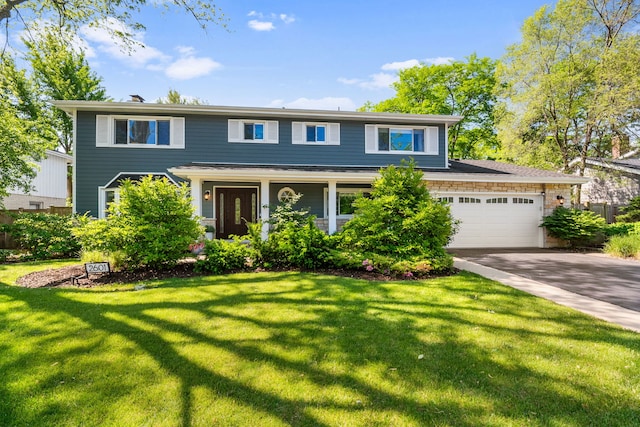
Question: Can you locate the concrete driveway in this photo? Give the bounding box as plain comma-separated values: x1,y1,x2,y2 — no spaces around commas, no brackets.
450,249,640,313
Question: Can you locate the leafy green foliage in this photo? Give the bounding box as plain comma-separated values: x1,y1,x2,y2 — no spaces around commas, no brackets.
604,234,640,259
156,88,206,105
364,54,498,159
496,0,640,172
1,1,227,50
616,196,640,223
337,159,456,273
195,239,250,274
73,176,203,269
541,207,606,247
0,54,56,203
603,222,640,238
6,212,81,259
80,249,127,271
243,197,333,270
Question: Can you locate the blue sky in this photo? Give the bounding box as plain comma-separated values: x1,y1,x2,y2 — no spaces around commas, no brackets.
32,1,556,110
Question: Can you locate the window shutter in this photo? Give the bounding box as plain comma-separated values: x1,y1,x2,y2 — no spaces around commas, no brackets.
291,122,304,144
327,123,340,145
96,115,111,147
426,126,439,154
171,117,185,148
228,119,241,142
365,125,377,153
265,121,279,143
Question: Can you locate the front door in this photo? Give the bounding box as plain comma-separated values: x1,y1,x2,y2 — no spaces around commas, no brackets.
215,187,258,239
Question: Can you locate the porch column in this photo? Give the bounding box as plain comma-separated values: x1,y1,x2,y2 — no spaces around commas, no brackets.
260,179,270,240
191,177,202,217
328,180,337,234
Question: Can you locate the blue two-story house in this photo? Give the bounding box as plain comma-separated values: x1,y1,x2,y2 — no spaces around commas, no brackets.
54,100,586,248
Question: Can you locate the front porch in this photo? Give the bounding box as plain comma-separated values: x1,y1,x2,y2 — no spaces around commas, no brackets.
168,163,380,239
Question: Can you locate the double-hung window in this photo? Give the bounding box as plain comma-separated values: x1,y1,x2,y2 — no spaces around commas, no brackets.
324,188,371,217
365,125,439,155
292,122,340,145
96,115,185,148
228,119,279,143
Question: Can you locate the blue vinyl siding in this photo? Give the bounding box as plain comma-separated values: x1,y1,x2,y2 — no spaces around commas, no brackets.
75,111,447,216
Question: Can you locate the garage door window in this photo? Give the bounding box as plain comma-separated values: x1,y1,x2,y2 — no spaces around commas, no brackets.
459,197,481,204
513,198,534,204
486,197,508,204
437,197,453,203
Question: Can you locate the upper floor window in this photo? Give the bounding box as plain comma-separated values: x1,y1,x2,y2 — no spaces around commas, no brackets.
292,122,340,145
96,115,185,148
229,119,278,143
365,124,439,155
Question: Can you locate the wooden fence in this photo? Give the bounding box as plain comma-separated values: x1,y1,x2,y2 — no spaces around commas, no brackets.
0,207,72,250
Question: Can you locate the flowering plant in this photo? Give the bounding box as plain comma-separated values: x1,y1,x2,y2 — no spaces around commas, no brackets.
189,241,205,255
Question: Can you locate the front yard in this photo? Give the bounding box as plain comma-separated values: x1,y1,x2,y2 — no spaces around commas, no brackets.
1,261,639,426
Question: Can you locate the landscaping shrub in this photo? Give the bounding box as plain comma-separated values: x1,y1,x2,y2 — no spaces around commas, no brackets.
5,212,81,259
604,234,640,259
616,196,640,223
540,207,606,247
242,195,333,270
80,249,127,271
73,176,203,270
603,222,640,238
336,159,456,273
195,239,251,274
0,249,15,263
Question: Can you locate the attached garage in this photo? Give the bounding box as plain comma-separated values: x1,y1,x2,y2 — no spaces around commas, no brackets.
442,193,544,248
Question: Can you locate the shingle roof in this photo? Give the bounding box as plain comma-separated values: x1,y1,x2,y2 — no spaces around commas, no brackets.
170,160,586,184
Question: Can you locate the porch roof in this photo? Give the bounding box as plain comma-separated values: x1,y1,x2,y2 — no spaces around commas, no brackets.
168,161,588,185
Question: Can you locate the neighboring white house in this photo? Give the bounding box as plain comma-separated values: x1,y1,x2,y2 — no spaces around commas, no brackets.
2,150,72,210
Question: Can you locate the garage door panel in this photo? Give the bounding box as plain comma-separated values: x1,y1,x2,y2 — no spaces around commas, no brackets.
444,194,542,248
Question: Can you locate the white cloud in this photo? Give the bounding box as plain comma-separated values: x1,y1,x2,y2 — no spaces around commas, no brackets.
339,72,397,90
267,97,356,111
424,56,455,65
80,18,169,67
247,11,295,31
248,20,276,31
280,14,296,24
165,56,221,80
381,59,420,71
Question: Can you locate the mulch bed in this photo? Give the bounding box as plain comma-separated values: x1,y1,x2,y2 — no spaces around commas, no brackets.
15,260,451,288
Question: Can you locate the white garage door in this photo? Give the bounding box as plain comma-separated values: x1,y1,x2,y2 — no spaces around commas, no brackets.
442,194,543,248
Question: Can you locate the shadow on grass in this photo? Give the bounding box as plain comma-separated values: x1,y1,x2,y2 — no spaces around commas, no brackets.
1,271,639,426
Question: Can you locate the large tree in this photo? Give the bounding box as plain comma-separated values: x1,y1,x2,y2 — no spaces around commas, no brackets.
496,0,640,173
362,54,498,159
1,0,225,48
0,54,55,204
23,29,110,198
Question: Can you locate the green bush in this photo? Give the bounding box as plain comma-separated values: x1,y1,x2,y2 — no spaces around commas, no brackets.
336,159,456,272
604,221,640,238
195,239,251,274
0,249,15,263
263,218,333,269
616,196,640,223
604,234,640,259
73,176,203,270
540,207,606,247
243,196,333,270
5,212,81,259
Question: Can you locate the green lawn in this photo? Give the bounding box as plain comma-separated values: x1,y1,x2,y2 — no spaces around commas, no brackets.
1,261,639,426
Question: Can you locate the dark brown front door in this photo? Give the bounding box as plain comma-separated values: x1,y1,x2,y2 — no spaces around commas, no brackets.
216,187,258,239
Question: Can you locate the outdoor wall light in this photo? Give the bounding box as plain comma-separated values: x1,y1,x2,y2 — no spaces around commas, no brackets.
204,190,211,201
556,195,565,205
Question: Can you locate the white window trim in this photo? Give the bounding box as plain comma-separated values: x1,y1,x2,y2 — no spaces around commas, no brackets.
364,124,439,155
323,187,370,218
228,119,279,144
98,187,120,219
96,115,185,149
291,122,340,145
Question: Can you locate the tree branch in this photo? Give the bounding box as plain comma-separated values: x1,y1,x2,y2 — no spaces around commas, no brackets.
0,0,28,22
